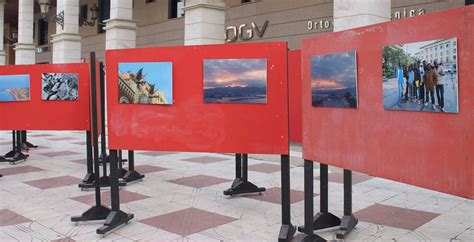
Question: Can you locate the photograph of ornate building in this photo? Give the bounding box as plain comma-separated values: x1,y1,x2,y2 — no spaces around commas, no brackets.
118,62,173,105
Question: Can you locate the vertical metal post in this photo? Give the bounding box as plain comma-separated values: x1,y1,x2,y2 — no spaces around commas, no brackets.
235,153,242,178
99,62,107,159
109,150,120,211
320,164,329,213
12,130,16,150
118,150,123,170
15,131,22,152
304,160,314,239
281,154,291,225
128,150,134,170
343,169,352,215
242,153,248,181
90,52,102,207
86,131,93,174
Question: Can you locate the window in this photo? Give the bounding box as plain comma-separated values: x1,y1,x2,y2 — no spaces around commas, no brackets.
453,55,457,60
80,4,88,20
146,0,156,3
242,0,254,3
446,43,449,47
38,19,48,46
98,0,110,33
169,0,184,19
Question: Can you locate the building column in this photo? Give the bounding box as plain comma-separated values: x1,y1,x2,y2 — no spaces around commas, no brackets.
333,0,391,31
183,0,226,46
51,0,81,63
0,0,6,65
105,0,136,50
14,0,35,65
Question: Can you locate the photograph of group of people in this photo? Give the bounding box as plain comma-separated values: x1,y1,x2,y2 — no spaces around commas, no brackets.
383,38,458,113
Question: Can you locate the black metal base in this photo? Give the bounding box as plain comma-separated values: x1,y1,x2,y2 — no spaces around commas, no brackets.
78,176,126,189
3,150,16,158
223,178,265,196
336,214,358,239
293,233,326,242
118,168,128,178
23,141,38,149
97,210,134,235
71,205,111,222
123,170,145,183
298,212,341,232
81,173,95,184
278,224,297,242
2,152,30,164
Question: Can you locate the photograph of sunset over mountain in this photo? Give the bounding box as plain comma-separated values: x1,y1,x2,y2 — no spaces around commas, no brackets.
204,59,267,104
311,51,358,108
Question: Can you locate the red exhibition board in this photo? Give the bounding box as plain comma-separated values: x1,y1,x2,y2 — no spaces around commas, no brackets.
0,63,92,131
289,50,302,143
106,42,289,154
302,6,473,198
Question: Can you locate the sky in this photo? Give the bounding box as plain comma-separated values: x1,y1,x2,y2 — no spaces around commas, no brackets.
0,74,30,89
119,62,173,104
204,59,267,89
311,51,357,91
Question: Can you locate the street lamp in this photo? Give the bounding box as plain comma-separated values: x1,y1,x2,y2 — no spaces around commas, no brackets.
38,0,64,30
38,0,100,29
79,4,99,27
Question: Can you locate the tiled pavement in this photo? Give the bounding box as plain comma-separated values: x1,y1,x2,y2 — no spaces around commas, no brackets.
0,131,473,241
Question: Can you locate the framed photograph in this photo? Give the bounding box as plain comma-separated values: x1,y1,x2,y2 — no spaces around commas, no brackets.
382,38,458,113
311,51,358,108
204,59,267,104
42,73,79,100
118,62,173,105
0,74,30,102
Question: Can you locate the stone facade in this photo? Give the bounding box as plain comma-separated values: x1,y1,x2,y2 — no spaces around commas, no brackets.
2,0,466,64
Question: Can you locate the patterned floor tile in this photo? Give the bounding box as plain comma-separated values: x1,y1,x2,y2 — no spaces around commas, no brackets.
70,190,150,207
29,134,53,137
71,141,87,145
248,163,281,173
0,165,44,176
315,172,373,185
0,209,31,227
139,151,176,156
134,164,167,174
354,203,440,230
39,151,81,157
23,176,82,189
51,238,75,242
140,207,237,236
181,156,229,164
168,175,231,188
246,187,311,204
47,137,77,141
69,159,87,165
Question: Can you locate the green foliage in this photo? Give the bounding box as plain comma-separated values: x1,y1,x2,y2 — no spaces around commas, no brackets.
382,45,416,78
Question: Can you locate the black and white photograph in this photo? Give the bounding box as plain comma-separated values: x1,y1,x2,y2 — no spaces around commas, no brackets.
41,73,79,101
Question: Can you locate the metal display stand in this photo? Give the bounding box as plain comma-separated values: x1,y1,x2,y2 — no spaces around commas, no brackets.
278,154,296,242
1,131,29,164
97,149,134,235
21,130,38,149
223,153,265,196
296,162,357,240
79,62,126,189
122,150,145,182
72,52,111,223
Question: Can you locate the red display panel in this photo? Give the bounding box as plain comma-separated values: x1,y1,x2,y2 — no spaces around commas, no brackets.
0,63,91,131
289,50,302,143
302,6,473,198
106,42,289,154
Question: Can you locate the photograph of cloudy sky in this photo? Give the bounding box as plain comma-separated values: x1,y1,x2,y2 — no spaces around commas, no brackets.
204,59,267,104
311,51,358,108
